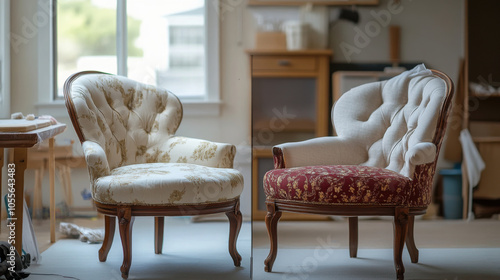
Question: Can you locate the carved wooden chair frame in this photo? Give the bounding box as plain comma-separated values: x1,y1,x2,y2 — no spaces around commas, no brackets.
264,70,454,280
64,71,242,279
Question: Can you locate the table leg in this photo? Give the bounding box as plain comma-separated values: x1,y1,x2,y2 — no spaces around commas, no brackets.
13,148,27,255
49,138,56,243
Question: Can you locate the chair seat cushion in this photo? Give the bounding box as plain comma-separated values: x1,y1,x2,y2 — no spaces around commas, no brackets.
93,163,244,205
264,165,411,205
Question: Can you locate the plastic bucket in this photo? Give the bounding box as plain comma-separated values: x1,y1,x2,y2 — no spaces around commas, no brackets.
440,168,463,219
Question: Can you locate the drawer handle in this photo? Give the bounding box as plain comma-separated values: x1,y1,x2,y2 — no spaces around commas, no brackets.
278,60,291,66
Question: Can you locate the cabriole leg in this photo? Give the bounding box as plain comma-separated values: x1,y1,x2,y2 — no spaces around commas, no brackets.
264,200,282,272
225,199,242,267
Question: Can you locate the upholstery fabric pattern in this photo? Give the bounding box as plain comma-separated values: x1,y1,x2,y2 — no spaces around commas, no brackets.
277,65,445,179
67,73,243,205
82,141,110,185
408,163,435,207
264,165,411,205
94,163,243,205
265,65,453,208
164,136,236,168
69,74,183,170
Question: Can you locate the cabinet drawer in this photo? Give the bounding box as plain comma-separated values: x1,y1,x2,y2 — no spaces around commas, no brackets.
252,55,317,72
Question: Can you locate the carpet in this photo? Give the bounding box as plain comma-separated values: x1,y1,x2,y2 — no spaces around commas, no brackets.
26,217,251,280
253,248,500,280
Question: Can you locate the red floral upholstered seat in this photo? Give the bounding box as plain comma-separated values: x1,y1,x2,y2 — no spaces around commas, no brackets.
264,165,411,205
262,65,454,280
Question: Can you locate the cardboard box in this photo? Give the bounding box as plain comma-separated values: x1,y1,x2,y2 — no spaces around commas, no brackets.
255,32,286,50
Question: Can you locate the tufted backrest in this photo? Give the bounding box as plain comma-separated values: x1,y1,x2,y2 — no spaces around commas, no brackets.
332,65,453,178
64,71,183,170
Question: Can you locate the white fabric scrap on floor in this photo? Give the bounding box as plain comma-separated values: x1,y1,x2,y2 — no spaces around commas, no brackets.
59,222,104,244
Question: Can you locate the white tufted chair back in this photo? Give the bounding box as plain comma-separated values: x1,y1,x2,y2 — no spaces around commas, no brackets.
332,65,449,178
65,72,183,170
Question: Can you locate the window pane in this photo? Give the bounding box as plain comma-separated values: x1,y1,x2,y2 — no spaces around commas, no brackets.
57,0,117,97
126,0,205,97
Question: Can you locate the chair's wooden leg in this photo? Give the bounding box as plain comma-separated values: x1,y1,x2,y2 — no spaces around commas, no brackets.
99,215,116,262
394,207,409,280
349,217,358,258
225,199,242,267
118,207,134,279
155,217,164,254
33,168,43,219
405,215,419,263
264,200,282,272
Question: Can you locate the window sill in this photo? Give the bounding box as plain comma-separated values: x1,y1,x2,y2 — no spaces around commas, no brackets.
35,99,222,118
181,99,222,117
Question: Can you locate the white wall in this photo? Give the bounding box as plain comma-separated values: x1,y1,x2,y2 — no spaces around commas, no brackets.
0,0,10,118
329,0,464,85
247,0,464,84
9,0,465,218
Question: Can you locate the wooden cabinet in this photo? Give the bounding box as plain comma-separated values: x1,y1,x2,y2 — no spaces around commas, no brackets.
248,49,332,220
252,55,318,72
462,0,500,218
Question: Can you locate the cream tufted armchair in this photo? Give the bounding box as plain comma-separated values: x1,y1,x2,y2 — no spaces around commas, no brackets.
64,71,244,279
263,65,454,280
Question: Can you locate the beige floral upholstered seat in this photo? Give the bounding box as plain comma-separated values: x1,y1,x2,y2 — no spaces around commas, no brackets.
64,71,243,279
263,65,454,280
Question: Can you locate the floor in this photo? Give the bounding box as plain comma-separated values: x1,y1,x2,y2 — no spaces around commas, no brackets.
0,216,103,253
1,215,499,254
253,217,500,249
27,216,252,280
1,215,499,279
252,217,500,280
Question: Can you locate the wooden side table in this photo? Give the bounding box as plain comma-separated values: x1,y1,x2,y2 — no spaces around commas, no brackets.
247,49,332,220
25,143,75,219
0,123,66,254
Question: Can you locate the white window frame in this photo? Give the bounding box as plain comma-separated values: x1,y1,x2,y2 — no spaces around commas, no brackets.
0,0,10,118
37,0,221,117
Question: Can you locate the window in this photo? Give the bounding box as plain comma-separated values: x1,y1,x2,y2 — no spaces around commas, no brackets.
56,0,117,92
55,0,218,103
126,0,206,97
